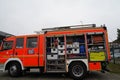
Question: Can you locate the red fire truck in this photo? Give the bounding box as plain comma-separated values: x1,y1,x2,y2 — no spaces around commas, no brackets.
0,24,111,79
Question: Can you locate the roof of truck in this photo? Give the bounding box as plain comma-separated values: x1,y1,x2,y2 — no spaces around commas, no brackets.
4,24,107,39
42,24,106,32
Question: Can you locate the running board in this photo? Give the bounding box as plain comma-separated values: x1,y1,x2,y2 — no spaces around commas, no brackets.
0,64,4,72
46,71,66,73
0,69,4,72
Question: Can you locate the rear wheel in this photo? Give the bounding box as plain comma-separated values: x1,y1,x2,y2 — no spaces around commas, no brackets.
8,62,22,77
69,62,87,80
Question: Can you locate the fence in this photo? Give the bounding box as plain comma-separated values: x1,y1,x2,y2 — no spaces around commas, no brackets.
110,43,120,64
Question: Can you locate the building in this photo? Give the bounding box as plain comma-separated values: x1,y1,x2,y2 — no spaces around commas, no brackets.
0,31,13,45
109,42,120,58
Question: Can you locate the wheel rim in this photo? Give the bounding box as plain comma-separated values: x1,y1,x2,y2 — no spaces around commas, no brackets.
72,65,84,77
10,65,17,75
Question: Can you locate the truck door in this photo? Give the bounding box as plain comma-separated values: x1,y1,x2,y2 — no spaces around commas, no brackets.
23,36,39,67
14,37,25,63
0,39,15,64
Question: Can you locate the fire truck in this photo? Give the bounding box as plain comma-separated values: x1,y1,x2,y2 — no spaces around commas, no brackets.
0,24,111,79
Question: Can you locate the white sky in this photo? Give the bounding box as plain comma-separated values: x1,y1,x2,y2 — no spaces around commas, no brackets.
0,0,120,42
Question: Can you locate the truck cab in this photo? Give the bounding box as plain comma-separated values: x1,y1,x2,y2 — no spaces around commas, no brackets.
0,36,15,64
0,34,45,77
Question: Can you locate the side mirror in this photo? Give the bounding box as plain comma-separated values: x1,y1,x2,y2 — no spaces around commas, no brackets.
0,48,1,51
0,46,2,51
0,43,2,51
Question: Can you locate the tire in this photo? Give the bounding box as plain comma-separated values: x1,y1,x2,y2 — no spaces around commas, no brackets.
69,62,87,80
8,62,22,77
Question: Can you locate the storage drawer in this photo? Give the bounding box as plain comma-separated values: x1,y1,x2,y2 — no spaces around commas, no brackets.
73,42,79,48
51,48,58,53
67,50,72,54
58,50,65,55
58,45,65,49
89,62,101,71
67,44,73,48
47,55,58,60
72,48,79,54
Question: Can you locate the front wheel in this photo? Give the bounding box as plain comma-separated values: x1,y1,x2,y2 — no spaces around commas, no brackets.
69,62,87,80
8,62,22,77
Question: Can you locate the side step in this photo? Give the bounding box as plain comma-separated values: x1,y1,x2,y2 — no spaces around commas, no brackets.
0,64,4,72
0,69,4,71
46,71,66,73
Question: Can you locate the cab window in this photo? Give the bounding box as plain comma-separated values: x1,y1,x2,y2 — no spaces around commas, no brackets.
2,41,13,50
16,38,24,48
27,37,37,48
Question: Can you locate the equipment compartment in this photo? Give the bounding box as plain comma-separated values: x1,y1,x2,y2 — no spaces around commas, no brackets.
89,62,101,71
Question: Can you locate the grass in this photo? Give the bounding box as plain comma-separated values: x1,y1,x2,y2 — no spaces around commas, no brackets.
108,62,120,74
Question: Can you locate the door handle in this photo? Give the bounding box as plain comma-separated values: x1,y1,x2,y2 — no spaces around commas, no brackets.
15,52,18,55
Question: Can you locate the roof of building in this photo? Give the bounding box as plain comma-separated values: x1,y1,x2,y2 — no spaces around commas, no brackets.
0,31,13,37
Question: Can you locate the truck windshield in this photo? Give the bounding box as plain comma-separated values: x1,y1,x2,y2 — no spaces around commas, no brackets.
2,41,13,50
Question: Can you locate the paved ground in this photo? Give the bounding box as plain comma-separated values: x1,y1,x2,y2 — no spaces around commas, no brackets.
0,71,120,80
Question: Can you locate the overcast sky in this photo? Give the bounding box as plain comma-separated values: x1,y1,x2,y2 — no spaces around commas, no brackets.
0,0,120,42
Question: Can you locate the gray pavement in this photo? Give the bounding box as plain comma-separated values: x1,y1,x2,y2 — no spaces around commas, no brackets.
0,71,120,80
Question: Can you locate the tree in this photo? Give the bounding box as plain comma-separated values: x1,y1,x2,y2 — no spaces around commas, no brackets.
117,29,120,41
113,29,120,43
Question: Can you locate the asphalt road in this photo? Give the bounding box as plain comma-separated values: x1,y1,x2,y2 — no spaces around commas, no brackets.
0,71,120,80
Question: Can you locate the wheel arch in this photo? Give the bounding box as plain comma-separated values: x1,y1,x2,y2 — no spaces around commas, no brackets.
67,59,88,72
68,61,87,69
68,59,88,80
4,58,24,71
